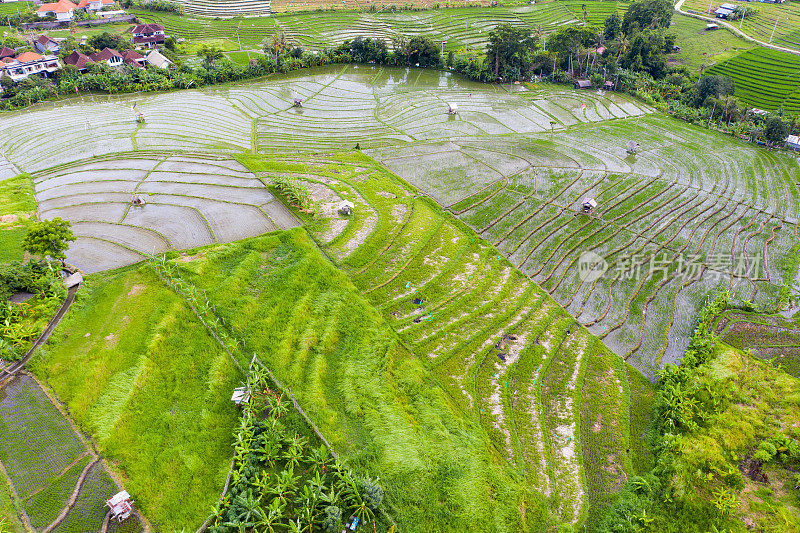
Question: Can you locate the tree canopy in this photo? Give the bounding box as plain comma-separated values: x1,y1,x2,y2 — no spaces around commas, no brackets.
764,116,788,144
485,24,538,79
622,0,673,33
604,11,623,41
22,218,75,262
87,32,131,52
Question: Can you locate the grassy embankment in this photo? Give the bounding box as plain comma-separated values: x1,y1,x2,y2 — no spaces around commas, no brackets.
30,267,243,531
0,174,35,264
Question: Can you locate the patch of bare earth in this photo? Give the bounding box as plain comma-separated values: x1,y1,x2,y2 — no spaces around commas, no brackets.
127,284,145,297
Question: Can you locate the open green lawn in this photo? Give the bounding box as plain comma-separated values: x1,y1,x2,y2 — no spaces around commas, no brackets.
682,0,800,52
31,267,243,531
671,13,757,73
0,173,35,263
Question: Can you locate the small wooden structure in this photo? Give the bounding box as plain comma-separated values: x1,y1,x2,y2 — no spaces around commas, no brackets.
580,197,597,214
706,23,719,30
106,491,134,522
574,79,591,89
339,200,354,216
786,135,800,151
603,80,614,91
626,140,640,154
293,97,303,107
447,102,458,114
231,387,250,407
131,195,146,207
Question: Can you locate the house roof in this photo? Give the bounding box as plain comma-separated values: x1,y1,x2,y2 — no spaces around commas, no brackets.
131,23,164,34
787,135,800,145
574,79,592,88
77,0,114,5
16,52,43,63
64,50,94,69
37,0,77,13
146,49,172,67
90,47,123,62
122,50,144,64
36,35,58,46
133,35,165,44
0,47,15,59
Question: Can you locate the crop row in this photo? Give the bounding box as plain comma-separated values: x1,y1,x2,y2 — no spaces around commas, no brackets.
371,114,800,376
239,153,646,524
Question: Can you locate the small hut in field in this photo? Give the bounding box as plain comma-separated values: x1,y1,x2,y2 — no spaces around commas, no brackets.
447,102,458,114
573,79,591,89
626,140,640,154
581,197,597,214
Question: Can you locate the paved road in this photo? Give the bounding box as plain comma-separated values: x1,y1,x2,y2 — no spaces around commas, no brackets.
674,0,800,57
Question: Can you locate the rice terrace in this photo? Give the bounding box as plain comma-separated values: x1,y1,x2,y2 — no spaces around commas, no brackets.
1,0,800,532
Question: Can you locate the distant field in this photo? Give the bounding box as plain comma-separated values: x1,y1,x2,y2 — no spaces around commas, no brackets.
707,46,800,113
31,267,243,531
133,1,627,52
670,14,757,72
682,0,800,52
0,2,31,15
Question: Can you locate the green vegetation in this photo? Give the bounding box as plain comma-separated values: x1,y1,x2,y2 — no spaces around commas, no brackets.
707,47,800,113
31,267,243,531
152,228,548,531
211,368,390,532
599,293,800,531
0,374,88,529
0,173,35,264
715,309,800,378
22,218,75,263
0,260,66,361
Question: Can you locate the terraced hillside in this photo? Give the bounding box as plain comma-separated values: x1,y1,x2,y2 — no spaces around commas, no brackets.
31,154,299,272
134,1,627,51
0,67,648,173
707,47,800,113
369,114,800,374
176,154,657,527
174,0,271,17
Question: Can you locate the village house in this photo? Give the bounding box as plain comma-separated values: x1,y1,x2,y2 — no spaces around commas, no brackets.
63,50,94,71
0,47,16,60
714,3,738,18
34,35,61,55
90,47,124,67
36,0,78,22
130,23,166,49
121,49,146,68
145,49,172,69
0,52,61,82
77,0,115,11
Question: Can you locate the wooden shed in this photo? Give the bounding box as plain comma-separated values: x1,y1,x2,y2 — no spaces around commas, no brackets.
447,102,458,114
573,79,591,89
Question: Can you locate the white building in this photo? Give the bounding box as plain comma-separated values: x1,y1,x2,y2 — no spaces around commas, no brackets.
0,52,61,83
36,0,77,21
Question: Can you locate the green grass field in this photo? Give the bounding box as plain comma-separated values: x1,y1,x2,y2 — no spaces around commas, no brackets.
0,2,31,15
31,267,243,531
682,0,800,52
671,14,757,73
0,173,35,263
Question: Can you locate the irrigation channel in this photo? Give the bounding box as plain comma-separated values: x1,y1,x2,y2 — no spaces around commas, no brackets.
0,65,796,375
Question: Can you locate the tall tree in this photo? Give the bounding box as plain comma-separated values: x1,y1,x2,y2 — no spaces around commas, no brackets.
622,0,673,34
485,24,538,79
604,11,623,41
